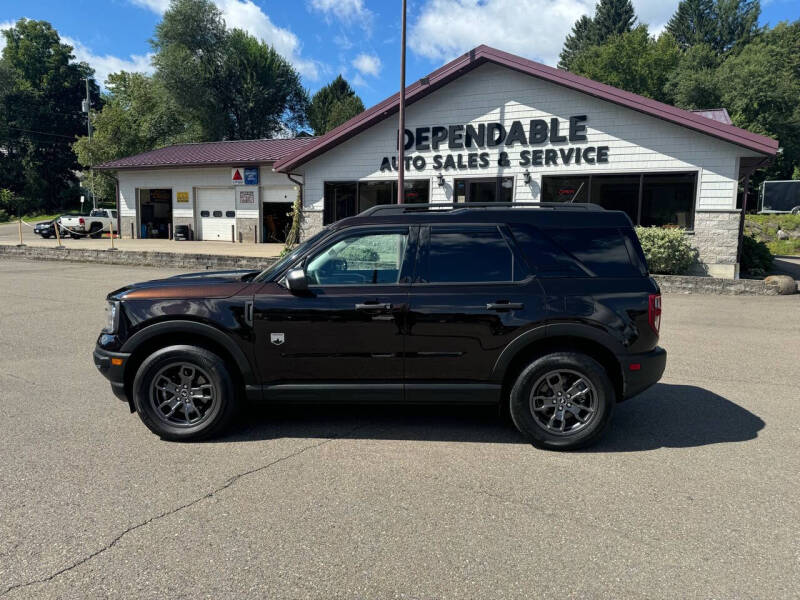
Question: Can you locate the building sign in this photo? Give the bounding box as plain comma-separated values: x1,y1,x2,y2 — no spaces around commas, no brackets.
239,190,255,204
232,168,244,184
379,115,609,172
176,191,189,203
244,167,259,185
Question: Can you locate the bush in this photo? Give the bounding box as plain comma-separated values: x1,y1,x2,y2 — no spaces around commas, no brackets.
634,227,697,275
740,234,773,276
0,209,8,223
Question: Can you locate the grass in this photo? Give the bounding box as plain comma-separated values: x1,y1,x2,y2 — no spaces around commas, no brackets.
745,214,800,256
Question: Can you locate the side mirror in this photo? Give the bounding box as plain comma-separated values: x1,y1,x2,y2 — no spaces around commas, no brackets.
285,266,309,294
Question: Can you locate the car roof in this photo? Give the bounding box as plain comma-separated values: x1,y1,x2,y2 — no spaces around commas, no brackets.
333,203,634,230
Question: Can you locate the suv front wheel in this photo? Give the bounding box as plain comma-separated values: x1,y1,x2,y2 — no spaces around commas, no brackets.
509,352,614,450
132,345,238,441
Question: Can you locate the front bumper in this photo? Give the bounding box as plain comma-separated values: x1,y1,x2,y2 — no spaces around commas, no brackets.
619,346,667,400
93,346,131,403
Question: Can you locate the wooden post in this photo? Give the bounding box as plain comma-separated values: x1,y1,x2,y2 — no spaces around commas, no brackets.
54,218,63,248
130,222,134,240
168,222,172,240
17,218,25,247
109,224,117,251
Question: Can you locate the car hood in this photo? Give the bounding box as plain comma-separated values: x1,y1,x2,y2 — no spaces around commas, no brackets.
109,269,260,301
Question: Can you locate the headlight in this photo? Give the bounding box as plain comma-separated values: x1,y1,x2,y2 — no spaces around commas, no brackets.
104,301,120,333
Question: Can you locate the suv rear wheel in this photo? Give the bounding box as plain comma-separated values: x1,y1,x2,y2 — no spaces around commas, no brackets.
132,345,238,441
509,352,614,450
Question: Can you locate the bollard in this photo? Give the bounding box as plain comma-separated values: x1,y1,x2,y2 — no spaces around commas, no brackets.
168,223,172,240
231,224,235,243
130,222,134,240
17,218,25,247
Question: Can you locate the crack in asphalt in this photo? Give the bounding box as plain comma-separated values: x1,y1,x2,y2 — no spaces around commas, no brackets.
0,427,363,597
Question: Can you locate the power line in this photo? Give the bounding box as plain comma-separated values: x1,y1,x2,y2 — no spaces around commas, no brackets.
6,126,79,140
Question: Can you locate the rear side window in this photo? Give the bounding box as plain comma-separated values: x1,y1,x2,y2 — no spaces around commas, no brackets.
546,228,640,277
423,226,523,283
508,224,586,277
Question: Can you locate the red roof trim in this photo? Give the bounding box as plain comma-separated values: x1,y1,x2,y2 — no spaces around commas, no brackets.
274,45,778,172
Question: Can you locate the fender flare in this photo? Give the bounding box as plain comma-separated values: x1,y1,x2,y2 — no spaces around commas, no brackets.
490,322,624,382
121,320,255,383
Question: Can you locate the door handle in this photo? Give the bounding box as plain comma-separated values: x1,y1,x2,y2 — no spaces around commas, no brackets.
244,300,254,326
355,302,393,311
486,301,524,311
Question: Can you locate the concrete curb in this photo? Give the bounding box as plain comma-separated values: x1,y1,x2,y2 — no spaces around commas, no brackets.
652,274,784,296
0,244,276,270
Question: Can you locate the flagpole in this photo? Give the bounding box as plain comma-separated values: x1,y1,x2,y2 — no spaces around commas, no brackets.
397,0,407,204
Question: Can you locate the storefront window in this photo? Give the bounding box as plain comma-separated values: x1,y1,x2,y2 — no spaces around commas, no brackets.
542,172,697,229
324,180,430,224
641,173,695,228
454,177,513,203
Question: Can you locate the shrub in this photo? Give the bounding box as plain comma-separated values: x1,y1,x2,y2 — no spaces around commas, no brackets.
0,209,8,223
634,227,697,275
740,234,773,276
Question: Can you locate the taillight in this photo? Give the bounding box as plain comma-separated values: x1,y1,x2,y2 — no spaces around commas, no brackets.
648,294,662,334
79,217,85,225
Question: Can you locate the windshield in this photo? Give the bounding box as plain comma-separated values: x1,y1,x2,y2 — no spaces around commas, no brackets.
254,227,330,282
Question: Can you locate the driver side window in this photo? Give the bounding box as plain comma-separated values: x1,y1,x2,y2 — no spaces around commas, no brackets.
306,231,408,286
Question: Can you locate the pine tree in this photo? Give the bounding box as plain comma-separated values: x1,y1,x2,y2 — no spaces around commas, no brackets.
558,15,596,71
593,0,636,43
667,0,716,49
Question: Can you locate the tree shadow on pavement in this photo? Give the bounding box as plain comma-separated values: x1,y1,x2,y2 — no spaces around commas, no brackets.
218,383,764,451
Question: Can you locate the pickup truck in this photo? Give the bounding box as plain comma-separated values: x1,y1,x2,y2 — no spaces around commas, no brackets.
59,209,118,238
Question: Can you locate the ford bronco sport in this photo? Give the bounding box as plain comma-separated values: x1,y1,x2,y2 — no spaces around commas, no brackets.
94,202,666,450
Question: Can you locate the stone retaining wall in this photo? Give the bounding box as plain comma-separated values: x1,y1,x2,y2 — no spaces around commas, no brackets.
653,274,781,295
0,245,274,271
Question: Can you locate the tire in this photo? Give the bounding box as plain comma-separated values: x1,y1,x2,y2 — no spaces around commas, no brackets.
132,345,238,441
89,223,103,238
40,234,50,239
70,233,81,239
509,352,615,450
791,206,800,215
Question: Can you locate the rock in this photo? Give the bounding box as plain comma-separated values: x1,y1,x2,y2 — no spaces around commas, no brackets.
764,275,797,295
777,229,790,240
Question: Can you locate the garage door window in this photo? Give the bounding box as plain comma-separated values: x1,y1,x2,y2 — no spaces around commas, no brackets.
225,211,236,218
200,211,210,217
213,211,222,217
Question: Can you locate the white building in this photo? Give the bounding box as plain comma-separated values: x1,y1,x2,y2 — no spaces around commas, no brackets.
99,46,778,278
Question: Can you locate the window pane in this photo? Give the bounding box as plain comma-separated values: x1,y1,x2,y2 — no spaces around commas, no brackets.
307,232,408,285
426,227,515,282
323,182,357,224
541,176,590,203
359,181,393,213
403,180,430,203
509,223,586,277
641,173,695,228
546,228,639,277
589,175,640,224
212,210,222,217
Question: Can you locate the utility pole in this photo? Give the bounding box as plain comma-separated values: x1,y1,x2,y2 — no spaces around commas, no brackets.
82,77,95,209
397,0,407,205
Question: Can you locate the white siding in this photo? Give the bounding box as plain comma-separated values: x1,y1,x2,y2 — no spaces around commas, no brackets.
117,166,296,217
297,63,762,213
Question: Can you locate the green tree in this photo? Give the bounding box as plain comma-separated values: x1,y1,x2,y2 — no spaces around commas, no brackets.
666,0,716,49
220,29,309,139
0,19,100,212
593,0,636,42
307,75,364,135
715,0,761,52
716,21,800,180
558,16,596,71
73,72,201,201
665,43,722,108
151,0,308,141
571,26,681,103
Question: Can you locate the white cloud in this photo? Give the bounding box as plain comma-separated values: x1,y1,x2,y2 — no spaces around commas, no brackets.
63,36,154,87
410,0,681,68
352,52,381,77
128,0,320,80
308,0,372,30
1,20,15,54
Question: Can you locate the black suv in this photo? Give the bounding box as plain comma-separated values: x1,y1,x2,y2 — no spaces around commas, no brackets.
94,203,666,450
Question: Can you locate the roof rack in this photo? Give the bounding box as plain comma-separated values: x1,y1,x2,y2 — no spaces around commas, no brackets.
359,202,603,216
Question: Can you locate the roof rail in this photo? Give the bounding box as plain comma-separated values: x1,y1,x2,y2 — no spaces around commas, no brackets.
359,202,603,216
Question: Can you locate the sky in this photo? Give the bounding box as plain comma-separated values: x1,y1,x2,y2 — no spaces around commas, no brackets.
1,0,798,109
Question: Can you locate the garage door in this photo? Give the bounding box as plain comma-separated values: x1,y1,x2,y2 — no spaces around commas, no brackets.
197,188,235,241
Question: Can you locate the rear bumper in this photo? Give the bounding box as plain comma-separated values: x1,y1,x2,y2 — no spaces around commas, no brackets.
619,346,666,400
93,346,130,402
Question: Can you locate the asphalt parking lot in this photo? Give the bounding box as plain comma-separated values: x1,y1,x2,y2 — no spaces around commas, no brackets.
0,258,798,599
